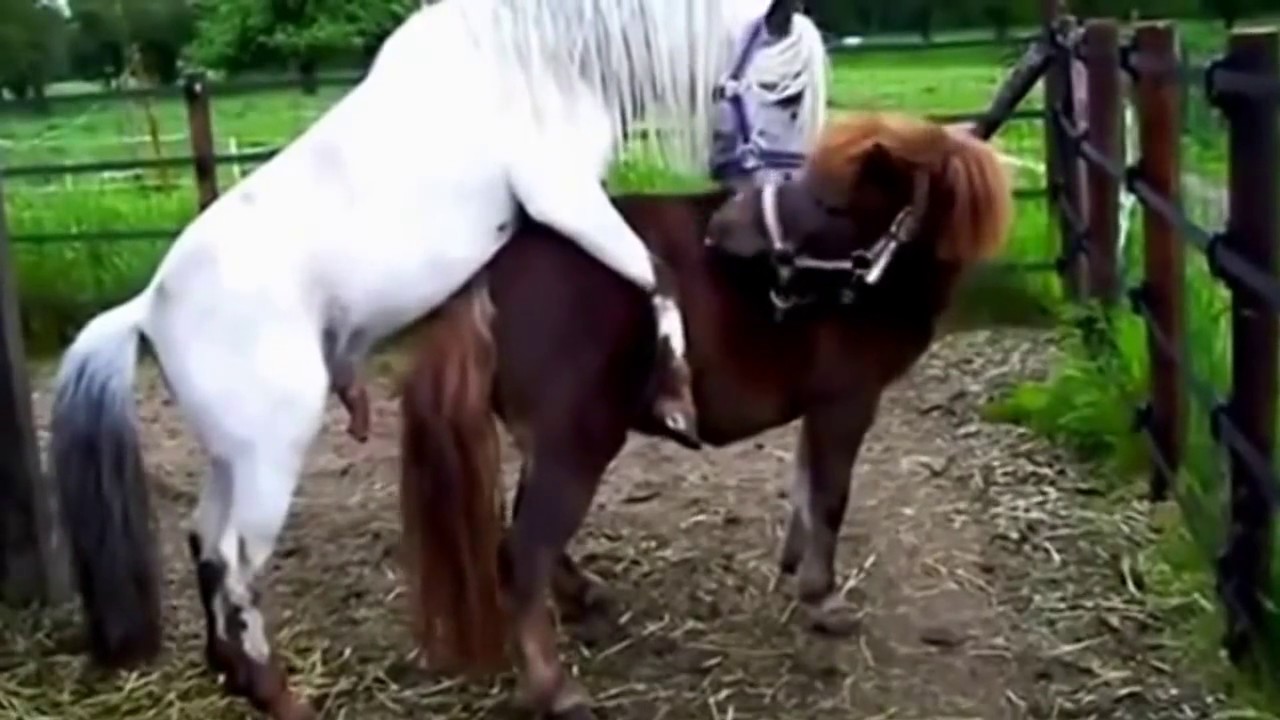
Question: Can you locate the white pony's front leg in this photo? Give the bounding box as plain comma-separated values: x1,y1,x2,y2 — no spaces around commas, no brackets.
506,152,701,448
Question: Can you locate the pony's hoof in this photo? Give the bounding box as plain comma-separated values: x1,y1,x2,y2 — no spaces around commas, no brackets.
548,706,596,720
346,422,370,444
572,573,613,618
659,409,702,450
269,692,316,720
802,596,862,638
520,675,594,719
777,546,802,578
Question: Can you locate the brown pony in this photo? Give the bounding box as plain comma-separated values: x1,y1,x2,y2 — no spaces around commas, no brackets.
399,112,1013,719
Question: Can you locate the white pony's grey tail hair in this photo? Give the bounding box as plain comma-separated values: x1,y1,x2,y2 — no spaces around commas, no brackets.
49,293,162,668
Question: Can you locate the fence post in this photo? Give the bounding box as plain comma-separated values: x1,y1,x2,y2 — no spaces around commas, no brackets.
1082,19,1123,306
1216,26,1279,669
1040,0,1087,299
0,175,69,605
1133,22,1185,503
183,72,219,211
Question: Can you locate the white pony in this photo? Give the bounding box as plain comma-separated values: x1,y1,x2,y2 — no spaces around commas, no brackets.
48,0,828,715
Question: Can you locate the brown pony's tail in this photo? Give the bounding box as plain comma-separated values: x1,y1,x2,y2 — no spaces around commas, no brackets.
399,282,508,674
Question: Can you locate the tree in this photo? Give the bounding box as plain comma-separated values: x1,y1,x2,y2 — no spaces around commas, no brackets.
126,0,195,83
1200,0,1265,27
187,0,419,74
0,0,71,102
67,0,193,85
67,0,126,83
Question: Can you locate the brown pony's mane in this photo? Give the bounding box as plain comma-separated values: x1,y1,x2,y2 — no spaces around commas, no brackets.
806,112,1014,264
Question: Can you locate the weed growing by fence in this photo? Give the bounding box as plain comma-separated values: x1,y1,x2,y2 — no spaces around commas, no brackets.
985,21,1280,714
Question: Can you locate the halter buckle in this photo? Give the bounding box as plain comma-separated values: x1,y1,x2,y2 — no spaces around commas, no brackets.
854,237,901,287
713,78,745,102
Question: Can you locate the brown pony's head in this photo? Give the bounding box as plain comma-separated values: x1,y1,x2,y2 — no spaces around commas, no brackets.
706,112,1013,288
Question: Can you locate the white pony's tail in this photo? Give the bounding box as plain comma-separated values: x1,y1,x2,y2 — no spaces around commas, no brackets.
49,291,162,669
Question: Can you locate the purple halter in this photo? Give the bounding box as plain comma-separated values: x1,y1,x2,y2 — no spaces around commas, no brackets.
710,18,810,183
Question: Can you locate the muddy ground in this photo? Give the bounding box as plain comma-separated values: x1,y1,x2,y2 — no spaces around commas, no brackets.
0,328,1222,719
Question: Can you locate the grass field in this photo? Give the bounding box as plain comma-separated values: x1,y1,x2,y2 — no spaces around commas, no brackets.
3,19,1280,715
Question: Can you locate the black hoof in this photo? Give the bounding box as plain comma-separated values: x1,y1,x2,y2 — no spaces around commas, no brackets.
548,705,596,720
658,412,703,450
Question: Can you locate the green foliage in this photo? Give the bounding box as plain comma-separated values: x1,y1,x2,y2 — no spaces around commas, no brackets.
1200,0,1273,27
0,0,70,99
66,0,126,82
64,0,194,85
987,170,1280,709
186,0,418,73
807,0,1216,35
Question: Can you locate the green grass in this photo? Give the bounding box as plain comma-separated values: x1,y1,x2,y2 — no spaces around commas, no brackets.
981,24,1280,713
986,141,1280,719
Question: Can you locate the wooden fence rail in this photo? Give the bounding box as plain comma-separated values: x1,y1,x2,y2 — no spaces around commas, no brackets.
1046,12,1280,672
1216,27,1279,668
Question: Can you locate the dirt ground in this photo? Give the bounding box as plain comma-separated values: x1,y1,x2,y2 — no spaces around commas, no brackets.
1,328,1224,719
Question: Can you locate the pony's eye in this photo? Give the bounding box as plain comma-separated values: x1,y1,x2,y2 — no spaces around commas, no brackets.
774,90,804,109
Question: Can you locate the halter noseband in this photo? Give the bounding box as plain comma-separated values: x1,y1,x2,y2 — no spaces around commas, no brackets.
761,171,931,317
711,18,810,181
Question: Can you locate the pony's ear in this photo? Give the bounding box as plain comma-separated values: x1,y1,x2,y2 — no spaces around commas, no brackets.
764,0,796,38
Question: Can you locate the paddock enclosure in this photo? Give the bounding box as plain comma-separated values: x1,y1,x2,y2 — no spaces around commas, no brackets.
2,3,1279,718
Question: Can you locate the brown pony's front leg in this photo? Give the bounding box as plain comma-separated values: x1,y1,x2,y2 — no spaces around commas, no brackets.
507,447,616,719
779,397,880,637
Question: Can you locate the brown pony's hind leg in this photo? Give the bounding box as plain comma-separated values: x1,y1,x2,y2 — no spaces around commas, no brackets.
779,397,880,637
512,467,613,626
507,444,619,720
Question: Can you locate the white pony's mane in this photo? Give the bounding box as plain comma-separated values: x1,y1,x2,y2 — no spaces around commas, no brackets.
453,0,829,174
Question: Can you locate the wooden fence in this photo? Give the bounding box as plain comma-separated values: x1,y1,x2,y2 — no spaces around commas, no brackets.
1041,8,1280,673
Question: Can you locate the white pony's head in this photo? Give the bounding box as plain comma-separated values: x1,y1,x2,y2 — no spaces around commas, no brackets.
709,0,830,189
453,0,830,185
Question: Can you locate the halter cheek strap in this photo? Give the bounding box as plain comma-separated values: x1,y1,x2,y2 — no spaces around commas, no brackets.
759,182,787,255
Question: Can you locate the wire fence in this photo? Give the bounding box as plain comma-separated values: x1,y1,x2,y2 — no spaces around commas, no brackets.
1041,8,1280,676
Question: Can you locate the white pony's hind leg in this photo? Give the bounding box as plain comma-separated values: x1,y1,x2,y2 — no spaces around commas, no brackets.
179,335,327,719
188,457,232,671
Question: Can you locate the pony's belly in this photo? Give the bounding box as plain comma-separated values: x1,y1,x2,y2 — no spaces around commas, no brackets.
692,373,801,445
333,194,517,345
